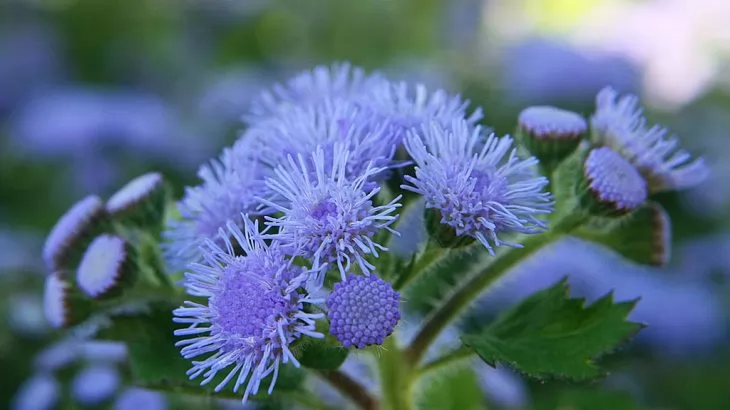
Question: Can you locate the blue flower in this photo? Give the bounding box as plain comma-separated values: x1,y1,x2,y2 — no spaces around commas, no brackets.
403,120,553,254
162,144,272,271
246,62,386,123
590,87,709,192
368,81,483,141
173,216,324,405
245,98,402,189
259,144,402,285
327,274,400,348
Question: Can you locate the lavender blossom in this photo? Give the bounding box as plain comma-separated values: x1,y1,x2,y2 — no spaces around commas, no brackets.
245,98,401,188
403,120,553,253
246,62,386,123
591,87,709,192
162,144,272,271
173,217,324,405
368,81,483,141
260,144,402,284
327,274,401,348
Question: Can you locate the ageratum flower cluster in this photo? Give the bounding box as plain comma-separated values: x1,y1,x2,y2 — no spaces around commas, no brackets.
161,65,707,406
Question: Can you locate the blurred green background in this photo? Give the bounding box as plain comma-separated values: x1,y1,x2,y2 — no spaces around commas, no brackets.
1,0,729,408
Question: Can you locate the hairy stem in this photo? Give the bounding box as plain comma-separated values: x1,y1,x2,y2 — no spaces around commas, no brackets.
404,212,586,365
318,370,378,410
417,346,473,376
378,337,414,410
393,240,446,290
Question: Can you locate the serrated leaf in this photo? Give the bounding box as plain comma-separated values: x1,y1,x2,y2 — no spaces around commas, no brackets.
461,279,643,381
97,302,305,401
574,202,671,266
416,363,485,410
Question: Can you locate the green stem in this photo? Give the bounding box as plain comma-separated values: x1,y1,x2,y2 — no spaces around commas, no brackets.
378,336,414,410
417,346,473,376
404,212,587,365
317,370,378,410
393,240,446,290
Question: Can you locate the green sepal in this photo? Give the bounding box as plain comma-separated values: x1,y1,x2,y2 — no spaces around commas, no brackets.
461,279,644,381
574,201,671,266
106,173,170,233
293,320,349,370
424,208,476,249
517,127,583,175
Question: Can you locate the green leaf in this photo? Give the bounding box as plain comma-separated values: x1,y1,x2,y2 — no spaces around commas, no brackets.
97,302,305,401
531,386,642,410
416,363,486,410
574,202,671,266
461,279,643,381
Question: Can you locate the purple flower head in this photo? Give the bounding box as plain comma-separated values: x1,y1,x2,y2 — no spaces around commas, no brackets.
368,81,483,142
77,234,132,299
584,147,648,213
591,87,709,192
327,274,400,348
162,145,272,271
518,105,587,140
173,216,324,405
246,98,402,191
246,62,386,124
259,144,402,286
43,195,107,271
403,120,553,254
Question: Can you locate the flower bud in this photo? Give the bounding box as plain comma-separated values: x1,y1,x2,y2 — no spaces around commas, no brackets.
43,272,90,328
77,234,137,299
517,106,587,171
577,147,648,217
327,274,400,348
43,196,110,273
106,172,168,230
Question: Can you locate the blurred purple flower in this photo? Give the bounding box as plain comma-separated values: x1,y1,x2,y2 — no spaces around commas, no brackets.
12,373,60,410
499,37,640,104
0,24,62,115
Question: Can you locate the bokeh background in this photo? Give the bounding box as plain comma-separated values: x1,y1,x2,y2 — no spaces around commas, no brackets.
1,0,729,409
